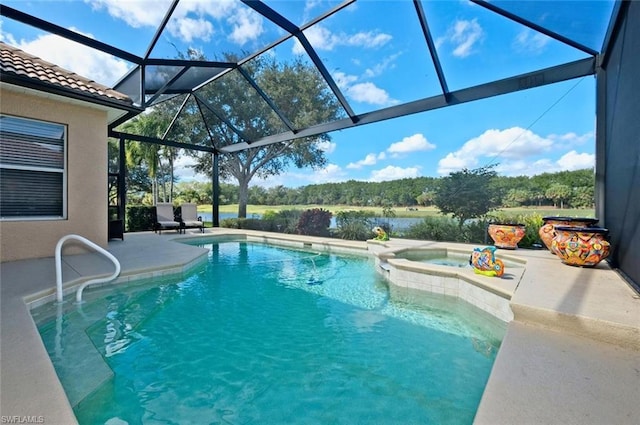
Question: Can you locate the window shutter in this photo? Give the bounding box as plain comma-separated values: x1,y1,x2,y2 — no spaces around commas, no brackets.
0,115,66,219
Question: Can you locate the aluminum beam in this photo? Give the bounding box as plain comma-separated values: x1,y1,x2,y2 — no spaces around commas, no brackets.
220,57,595,153
241,0,356,121
193,93,252,143
0,5,142,64
237,66,296,132
414,0,449,96
144,0,179,60
109,130,216,153
471,0,599,56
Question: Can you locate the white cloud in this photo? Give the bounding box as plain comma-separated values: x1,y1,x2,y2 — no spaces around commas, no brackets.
556,150,595,170
309,28,398,107
8,31,131,86
437,127,595,176
174,155,205,181
0,20,17,45
346,31,392,48
513,29,550,54
188,0,238,20
494,159,553,176
169,17,214,43
228,7,264,45
333,72,397,107
88,0,170,28
494,151,594,176
387,133,436,157
333,71,358,89
364,53,401,78
254,163,348,188
314,163,347,182
316,140,336,154
296,24,392,54
90,0,263,46
347,82,395,105
548,131,594,148
296,25,334,54
304,0,324,18
437,153,472,175
347,153,379,169
369,166,421,182
437,127,554,175
437,18,484,58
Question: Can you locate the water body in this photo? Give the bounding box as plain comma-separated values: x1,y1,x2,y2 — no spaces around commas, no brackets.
199,212,424,230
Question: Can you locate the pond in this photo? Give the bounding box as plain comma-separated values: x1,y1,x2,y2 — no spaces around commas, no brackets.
198,212,424,230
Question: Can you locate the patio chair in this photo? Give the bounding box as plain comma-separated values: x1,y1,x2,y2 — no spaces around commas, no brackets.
179,203,204,233
154,203,180,234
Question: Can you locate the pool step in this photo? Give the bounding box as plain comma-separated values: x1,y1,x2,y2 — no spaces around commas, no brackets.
38,316,114,407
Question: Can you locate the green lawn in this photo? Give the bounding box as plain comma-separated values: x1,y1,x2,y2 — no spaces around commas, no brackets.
199,204,595,219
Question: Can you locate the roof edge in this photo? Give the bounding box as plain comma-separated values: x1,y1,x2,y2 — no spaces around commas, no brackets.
1,73,143,115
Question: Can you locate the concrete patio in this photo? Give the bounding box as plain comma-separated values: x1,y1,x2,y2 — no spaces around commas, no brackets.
1,229,638,424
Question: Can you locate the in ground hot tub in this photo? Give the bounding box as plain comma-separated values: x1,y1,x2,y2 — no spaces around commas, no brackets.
371,245,527,322
393,248,525,269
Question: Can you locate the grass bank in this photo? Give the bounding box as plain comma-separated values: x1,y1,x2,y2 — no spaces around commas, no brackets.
198,204,595,219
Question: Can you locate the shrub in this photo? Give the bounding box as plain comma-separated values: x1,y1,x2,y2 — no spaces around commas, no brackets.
335,210,375,240
220,218,239,228
126,205,156,232
261,210,279,220
272,209,303,234
238,218,273,231
296,208,332,237
461,218,493,244
403,216,460,242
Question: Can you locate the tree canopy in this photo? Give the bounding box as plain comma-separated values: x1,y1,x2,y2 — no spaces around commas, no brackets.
433,165,501,228
185,53,344,217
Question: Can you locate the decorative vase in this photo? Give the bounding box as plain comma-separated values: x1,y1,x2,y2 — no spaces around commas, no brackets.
551,226,610,267
487,223,526,249
539,217,599,254
470,246,505,277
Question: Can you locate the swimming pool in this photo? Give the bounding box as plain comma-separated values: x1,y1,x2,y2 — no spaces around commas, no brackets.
32,239,506,424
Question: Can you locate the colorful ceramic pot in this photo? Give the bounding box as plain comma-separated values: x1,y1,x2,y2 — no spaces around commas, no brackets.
551,226,610,267
539,217,599,254
487,223,526,249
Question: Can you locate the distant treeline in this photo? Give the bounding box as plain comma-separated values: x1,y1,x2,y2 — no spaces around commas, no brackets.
166,168,594,209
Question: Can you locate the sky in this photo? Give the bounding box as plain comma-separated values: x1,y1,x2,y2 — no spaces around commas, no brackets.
0,0,615,188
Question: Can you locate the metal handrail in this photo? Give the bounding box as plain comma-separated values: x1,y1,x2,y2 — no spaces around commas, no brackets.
55,234,121,303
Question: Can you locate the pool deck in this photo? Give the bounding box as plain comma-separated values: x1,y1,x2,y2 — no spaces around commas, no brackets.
1,229,638,424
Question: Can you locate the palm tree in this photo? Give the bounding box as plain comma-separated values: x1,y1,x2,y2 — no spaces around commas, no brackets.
122,113,170,205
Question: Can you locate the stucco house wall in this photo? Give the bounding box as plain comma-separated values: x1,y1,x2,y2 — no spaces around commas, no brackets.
0,87,108,262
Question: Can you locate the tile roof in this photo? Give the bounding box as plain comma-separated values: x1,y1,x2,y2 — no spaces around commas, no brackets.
0,41,132,106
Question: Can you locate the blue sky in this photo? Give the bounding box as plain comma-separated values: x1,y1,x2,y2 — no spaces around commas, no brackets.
1,0,614,187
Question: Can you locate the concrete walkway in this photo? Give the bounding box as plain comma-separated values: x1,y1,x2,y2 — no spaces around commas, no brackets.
1,229,638,424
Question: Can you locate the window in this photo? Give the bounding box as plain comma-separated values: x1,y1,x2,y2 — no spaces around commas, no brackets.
0,115,67,220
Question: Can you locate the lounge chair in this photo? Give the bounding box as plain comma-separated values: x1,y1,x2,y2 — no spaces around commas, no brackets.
179,203,204,233
154,203,180,234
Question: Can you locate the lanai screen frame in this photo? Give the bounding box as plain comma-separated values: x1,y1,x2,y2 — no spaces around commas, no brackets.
1,0,606,150
0,1,619,229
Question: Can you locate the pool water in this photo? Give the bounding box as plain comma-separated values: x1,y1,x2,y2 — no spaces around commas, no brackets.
32,240,505,425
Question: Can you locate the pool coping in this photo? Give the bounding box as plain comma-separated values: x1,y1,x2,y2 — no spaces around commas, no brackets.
1,229,639,424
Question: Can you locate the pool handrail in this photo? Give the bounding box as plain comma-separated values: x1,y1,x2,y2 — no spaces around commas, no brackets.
55,234,121,303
